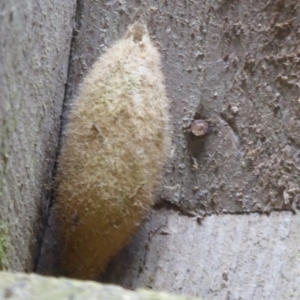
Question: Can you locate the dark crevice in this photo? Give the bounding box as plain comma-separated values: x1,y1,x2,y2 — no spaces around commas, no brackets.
34,0,83,272
153,200,206,224
154,199,299,225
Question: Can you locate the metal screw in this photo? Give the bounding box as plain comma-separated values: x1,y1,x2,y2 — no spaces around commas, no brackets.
190,119,208,137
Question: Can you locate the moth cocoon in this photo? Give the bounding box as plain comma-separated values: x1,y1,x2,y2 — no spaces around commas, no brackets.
54,23,170,279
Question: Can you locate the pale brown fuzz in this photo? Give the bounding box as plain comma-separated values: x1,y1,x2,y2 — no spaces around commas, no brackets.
54,23,170,279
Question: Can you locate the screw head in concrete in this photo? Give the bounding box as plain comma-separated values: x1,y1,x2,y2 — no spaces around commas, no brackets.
190,119,208,137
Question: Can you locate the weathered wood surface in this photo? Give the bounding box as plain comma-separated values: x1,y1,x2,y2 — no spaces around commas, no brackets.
104,210,300,300
44,0,300,299
2,0,300,299
0,271,201,300
0,0,75,271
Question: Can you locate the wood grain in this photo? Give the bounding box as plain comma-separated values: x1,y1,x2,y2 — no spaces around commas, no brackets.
0,0,75,271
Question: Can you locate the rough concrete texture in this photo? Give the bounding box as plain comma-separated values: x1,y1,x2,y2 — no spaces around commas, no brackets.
104,210,300,300
0,271,201,300
0,0,75,271
59,0,300,217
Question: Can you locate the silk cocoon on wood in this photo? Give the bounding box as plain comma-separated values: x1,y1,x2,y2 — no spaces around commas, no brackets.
54,23,170,279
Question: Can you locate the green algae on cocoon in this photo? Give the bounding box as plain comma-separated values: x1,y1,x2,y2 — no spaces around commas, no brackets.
54,22,170,279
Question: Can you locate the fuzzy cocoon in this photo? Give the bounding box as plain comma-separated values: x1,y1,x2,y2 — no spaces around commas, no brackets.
54,23,170,280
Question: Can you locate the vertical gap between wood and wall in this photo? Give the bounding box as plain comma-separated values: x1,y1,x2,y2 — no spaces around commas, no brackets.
33,0,83,272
